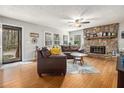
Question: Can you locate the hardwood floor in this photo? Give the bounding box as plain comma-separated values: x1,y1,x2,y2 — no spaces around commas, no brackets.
0,57,117,88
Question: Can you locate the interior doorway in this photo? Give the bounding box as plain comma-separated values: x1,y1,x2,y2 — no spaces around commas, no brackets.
2,25,22,64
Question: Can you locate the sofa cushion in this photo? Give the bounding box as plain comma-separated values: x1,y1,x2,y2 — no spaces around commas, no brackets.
41,47,51,58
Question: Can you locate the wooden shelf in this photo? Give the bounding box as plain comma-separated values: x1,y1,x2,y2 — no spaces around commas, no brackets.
86,36,116,40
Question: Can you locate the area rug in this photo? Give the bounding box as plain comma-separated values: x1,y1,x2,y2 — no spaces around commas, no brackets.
67,60,100,74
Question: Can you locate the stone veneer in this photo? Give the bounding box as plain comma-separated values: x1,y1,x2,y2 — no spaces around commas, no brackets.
83,23,119,55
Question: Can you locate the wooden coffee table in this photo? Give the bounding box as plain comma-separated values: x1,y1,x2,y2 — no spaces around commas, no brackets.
71,52,88,65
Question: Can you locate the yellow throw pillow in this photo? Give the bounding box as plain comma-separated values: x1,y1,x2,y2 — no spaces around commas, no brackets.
50,47,61,55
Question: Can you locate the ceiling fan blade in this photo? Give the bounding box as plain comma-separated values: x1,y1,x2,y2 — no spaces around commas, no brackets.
68,21,74,23
86,17,100,20
61,15,73,20
81,21,90,24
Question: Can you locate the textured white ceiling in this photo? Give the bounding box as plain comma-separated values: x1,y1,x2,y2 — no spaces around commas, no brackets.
0,5,124,31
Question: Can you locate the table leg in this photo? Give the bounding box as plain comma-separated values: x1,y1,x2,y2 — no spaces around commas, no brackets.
73,57,76,64
80,56,84,65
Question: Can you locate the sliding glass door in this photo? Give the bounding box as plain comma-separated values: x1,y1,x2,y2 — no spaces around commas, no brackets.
2,25,22,64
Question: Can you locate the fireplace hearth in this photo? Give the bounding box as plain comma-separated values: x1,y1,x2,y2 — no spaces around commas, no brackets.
90,46,106,54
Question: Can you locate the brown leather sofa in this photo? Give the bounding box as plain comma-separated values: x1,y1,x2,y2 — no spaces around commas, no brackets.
37,50,67,77
61,45,80,59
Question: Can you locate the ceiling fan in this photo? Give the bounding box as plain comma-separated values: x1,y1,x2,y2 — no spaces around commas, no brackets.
68,18,90,28
64,8,92,28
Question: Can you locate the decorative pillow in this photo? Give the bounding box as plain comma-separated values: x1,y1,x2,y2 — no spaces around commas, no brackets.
50,47,61,55
41,47,51,58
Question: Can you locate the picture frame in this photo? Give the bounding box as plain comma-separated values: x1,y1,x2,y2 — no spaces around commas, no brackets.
30,33,39,38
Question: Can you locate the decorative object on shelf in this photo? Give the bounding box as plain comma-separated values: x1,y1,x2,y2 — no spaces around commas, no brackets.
30,33,39,38
105,32,108,36
121,31,124,39
93,33,97,37
99,32,102,37
112,32,116,36
108,32,111,36
97,33,99,37
103,32,106,36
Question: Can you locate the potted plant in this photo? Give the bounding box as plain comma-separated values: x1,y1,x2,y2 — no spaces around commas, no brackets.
74,41,80,46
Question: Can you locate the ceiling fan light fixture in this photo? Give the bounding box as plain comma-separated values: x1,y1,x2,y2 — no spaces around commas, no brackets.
74,23,81,27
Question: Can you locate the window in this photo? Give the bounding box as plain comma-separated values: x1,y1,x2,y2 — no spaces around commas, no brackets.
45,32,52,46
53,34,60,45
74,35,81,47
63,35,68,45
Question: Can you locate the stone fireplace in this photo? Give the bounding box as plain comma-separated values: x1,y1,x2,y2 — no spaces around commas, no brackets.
83,23,119,56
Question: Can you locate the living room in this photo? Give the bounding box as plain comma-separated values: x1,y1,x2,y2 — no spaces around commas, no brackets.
0,5,124,88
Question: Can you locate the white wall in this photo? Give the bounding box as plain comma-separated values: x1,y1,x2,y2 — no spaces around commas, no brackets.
69,30,84,48
0,16,68,63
